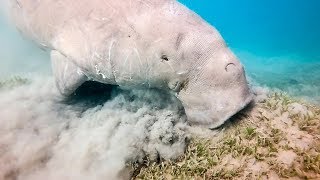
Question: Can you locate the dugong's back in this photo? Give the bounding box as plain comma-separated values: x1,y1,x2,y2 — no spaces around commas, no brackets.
10,0,168,46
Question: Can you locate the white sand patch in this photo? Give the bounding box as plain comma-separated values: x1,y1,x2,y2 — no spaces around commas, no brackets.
277,150,297,166
288,103,309,116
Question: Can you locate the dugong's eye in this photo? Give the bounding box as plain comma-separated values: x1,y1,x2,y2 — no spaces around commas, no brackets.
161,54,169,62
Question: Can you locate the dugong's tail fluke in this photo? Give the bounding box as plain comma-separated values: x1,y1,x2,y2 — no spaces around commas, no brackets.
51,51,88,96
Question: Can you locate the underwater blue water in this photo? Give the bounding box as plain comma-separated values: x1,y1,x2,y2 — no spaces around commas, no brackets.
180,0,320,102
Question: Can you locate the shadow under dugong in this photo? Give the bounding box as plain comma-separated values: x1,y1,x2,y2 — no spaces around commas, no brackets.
9,0,253,129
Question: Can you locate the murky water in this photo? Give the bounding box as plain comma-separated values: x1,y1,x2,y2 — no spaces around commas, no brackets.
0,14,50,78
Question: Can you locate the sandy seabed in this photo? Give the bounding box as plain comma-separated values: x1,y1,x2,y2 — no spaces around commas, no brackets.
137,87,320,179
0,76,319,180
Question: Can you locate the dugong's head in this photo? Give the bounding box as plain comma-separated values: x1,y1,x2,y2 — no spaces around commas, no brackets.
177,45,253,129
133,1,253,129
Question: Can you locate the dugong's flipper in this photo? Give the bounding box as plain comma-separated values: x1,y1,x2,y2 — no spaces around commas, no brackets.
51,50,88,96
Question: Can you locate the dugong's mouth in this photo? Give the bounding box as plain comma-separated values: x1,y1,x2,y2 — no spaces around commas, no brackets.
210,93,254,130
180,90,254,130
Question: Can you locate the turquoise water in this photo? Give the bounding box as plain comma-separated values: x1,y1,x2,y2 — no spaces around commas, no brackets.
180,0,320,103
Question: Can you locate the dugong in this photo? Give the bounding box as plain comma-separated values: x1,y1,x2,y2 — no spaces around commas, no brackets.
9,0,252,128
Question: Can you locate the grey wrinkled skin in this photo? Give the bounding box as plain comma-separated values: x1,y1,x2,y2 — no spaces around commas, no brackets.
9,0,253,129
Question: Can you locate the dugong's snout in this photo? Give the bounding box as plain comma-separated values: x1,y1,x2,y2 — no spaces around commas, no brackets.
177,51,253,129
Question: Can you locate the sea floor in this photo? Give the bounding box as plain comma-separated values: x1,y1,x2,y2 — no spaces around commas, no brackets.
136,91,320,179
0,76,319,180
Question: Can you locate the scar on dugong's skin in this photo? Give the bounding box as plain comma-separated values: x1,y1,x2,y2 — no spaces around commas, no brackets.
9,0,253,129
